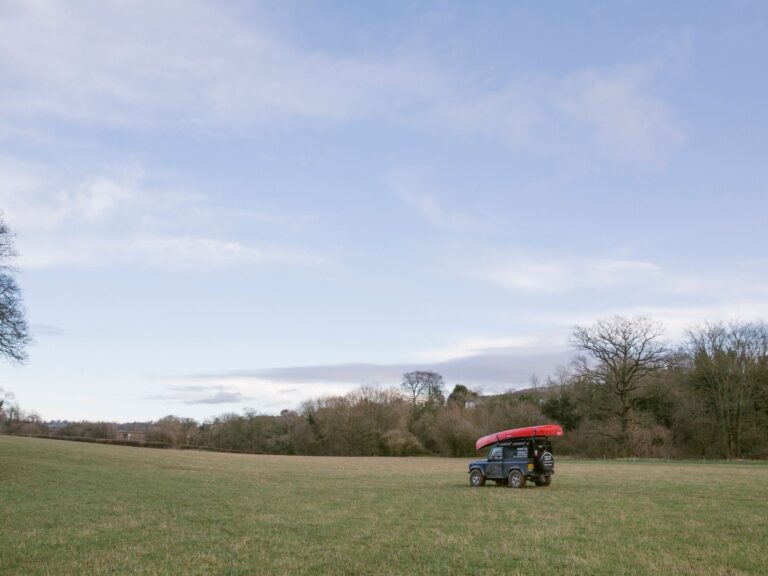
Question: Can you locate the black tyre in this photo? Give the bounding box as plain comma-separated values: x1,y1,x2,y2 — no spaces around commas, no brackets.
508,469,526,489
535,451,555,474
542,475,552,487
469,469,486,487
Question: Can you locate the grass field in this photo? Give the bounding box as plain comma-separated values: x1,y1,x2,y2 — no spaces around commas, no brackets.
1,436,767,575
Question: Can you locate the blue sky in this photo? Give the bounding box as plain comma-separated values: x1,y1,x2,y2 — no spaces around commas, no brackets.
1,1,767,421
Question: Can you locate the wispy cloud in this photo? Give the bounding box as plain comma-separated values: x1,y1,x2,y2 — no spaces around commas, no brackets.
476,254,713,295
0,158,184,232
0,158,325,270
466,251,768,342
553,65,684,165
0,2,685,166
389,167,502,232
396,188,479,231
0,1,439,130
414,336,547,363
167,341,575,411
19,236,326,271
422,62,684,166
522,298,768,346
152,378,356,411
608,300,768,340
149,385,252,405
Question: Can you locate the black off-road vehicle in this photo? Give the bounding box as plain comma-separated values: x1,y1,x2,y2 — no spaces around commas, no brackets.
469,425,562,488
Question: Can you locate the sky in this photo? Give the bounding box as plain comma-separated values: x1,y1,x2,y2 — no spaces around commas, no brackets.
1,0,767,422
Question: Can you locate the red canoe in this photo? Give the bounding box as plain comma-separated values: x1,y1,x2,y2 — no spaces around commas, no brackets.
475,424,564,451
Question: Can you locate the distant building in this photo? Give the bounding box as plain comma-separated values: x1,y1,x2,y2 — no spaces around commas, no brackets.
116,421,149,442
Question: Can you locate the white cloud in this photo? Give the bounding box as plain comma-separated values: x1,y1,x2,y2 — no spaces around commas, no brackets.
484,257,656,293
422,62,684,166
18,236,325,270
479,254,711,295
0,157,324,270
525,298,768,347
0,157,66,231
390,167,502,232
154,377,355,411
0,158,145,231
415,336,546,363
125,237,325,269
160,348,577,413
613,300,768,340
396,188,480,231
73,172,138,222
0,1,685,166
554,66,684,165
0,0,439,130
473,252,768,340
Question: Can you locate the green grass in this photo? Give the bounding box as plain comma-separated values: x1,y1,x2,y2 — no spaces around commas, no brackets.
1,436,767,575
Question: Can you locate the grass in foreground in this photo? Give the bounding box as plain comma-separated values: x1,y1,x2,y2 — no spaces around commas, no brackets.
1,436,767,575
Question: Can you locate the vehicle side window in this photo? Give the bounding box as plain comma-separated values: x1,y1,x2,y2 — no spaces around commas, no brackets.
489,447,503,460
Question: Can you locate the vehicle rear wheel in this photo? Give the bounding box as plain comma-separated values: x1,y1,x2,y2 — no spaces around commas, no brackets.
469,469,485,487
542,475,551,486
508,469,526,489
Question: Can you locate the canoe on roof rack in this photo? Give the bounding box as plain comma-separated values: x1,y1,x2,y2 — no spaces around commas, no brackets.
475,424,564,451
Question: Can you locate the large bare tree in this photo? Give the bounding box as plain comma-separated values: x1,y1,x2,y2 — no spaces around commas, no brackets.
0,215,30,363
400,371,444,405
572,316,668,455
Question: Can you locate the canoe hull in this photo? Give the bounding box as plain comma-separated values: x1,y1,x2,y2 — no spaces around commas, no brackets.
475,424,564,451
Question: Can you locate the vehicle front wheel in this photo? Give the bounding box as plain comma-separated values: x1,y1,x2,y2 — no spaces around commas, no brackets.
508,469,526,489
469,469,486,487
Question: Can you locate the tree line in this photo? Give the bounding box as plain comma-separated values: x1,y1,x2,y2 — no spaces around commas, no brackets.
543,317,768,458
0,213,766,458
4,316,767,459
1,209,766,458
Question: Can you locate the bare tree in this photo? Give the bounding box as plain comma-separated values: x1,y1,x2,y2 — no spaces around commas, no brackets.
686,321,768,458
572,316,668,455
0,215,30,363
400,371,444,405
0,387,19,432
0,386,14,415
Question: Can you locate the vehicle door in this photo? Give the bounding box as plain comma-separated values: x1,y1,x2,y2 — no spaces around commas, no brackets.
503,443,529,477
485,446,504,479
